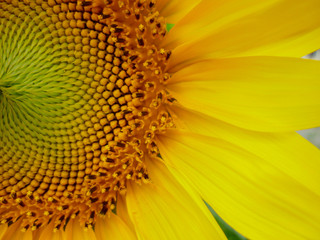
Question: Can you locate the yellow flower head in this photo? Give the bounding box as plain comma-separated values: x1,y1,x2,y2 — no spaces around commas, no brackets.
0,0,320,239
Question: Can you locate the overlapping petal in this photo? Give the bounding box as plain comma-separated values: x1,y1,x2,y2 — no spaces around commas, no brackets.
163,0,320,71
157,129,320,239
95,214,137,240
126,158,227,240
167,57,320,132
156,0,201,24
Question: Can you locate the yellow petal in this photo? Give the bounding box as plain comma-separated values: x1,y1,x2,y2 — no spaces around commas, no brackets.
116,196,136,234
168,104,320,195
156,0,201,24
62,217,97,240
0,220,32,240
95,214,137,240
157,129,320,239
164,0,320,71
37,221,64,240
167,57,320,132
126,157,227,240
0,225,6,240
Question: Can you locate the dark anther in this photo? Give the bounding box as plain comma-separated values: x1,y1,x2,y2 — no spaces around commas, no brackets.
116,142,126,148
36,198,43,204
29,212,36,217
149,1,155,8
130,55,138,61
100,201,108,215
90,197,99,203
8,220,14,226
141,111,149,116
36,223,42,229
166,51,172,60
1,198,8,204
90,211,95,219
18,201,25,207
157,92,163,100
135,14,140,20
90,186,98,194
117,38,125,43
149,18,154,23
106,158,115,163
137,38,144,46
135,122,142,127
156,23,161,28
55,224,62,230
137,73,144,79
143,174,150,180
81,1,92,6
99,172,107,177
167,97,176,103
59,215,65,222
123,109,132,114
136,92,145,98
62,205,69,210
75,211,80,216
114,28,124,33
6,217,13,223
27,194,34,200
137,2,143,7
64,216,71,228
23,224,30,230
88,175,97,179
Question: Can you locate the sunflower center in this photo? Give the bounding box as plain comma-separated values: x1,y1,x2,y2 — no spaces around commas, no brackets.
0,0,174,232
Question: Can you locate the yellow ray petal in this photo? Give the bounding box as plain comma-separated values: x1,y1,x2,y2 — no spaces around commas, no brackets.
95,214,137,240
167,57,320,132
156,0,201,24
167,104,320,195
0,225,7,240
116,195,136,234
62,218,97,240
36,221,64,240
157,129,320,239
163,0,320,71
0,220,32,240
126,157,227,240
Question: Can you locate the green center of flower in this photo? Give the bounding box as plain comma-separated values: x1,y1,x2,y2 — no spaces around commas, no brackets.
0,0,173,232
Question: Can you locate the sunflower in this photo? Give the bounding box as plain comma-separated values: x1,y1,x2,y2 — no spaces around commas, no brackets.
0,0,320,239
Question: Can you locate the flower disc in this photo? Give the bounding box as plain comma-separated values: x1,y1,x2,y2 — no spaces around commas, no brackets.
0,0,173,231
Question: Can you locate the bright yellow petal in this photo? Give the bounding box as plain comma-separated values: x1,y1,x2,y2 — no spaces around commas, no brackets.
116,195,136,234
163,0,320,71
156,0,200,24
62,217,97,240
126,157,227,240
0,225,6,240
0,220,32,240
157,129,320,239
36,221,64,240
95,214,137,240
168,104,320,195
167,57,320,132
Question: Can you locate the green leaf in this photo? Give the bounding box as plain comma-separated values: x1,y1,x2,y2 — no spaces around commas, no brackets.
166,23,175,32
206,202,247,240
